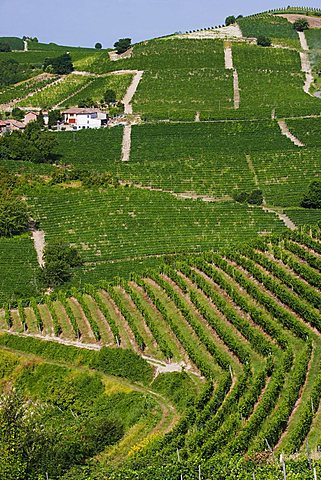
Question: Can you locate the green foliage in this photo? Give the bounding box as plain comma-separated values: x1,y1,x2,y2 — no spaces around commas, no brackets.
40,241,83,288
114,38,131,54
95,42,102,49
104,88,116,104
0,334,153,383
43,52,74,74
257,35,272,46
0,42,11,52
225,15,236,26
293,18,309,31
0,37,24,51
0,197,29,237
0,122,57,164
0,59,30,86
152,372,198,411
301,181,321,208
238,14,300,48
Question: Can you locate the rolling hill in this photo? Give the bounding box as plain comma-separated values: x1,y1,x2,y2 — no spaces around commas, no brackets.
1,6,321,479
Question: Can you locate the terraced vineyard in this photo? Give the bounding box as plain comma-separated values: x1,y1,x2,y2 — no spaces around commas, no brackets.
3,226,321,463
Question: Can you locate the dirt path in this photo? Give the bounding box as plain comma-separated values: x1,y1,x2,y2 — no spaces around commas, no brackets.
233,69,240,109
246,154,259,187
178,24,244,40
122,70,144,114
278,119,305,147
278,14,321,28
263,207,297,231
224,46,233,70
298,33,313,95
121,124,131,162
298,31,309,51
31,228,45,267
109,48,133,61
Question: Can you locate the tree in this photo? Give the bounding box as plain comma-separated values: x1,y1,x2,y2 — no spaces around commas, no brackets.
48,109,62,128
0,197,29,237
40,259,72,287
11,107,24,120
0,42,11,52
257,35,272,47
103,88,116,104
248,189,263,205
40,240,82,287
293,18,309,31
0,122,57,163
95,42,102,49
43,53,74,75
114,38,131,54
78,98,94,108
225,16,236,26
301,180,321,208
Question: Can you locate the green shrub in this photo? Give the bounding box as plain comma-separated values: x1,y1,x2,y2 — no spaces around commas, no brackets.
257,35,272,47
293,18,309,31
301,181,321,208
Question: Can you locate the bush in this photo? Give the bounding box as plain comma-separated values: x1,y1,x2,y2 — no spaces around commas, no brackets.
43,53,74,75
225,16,236,26
301,180,321,208
248,189,263,205
0,42,11,52
95,42,102,49
114,38,131,55
40,241,83,288
293,18,309,31
0,198,29,237
233,191,249,203
257,35,272,47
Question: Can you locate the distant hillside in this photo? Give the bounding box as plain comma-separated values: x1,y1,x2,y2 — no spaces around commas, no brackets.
0,36,24,50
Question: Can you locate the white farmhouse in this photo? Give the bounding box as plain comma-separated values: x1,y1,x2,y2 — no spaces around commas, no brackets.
62,108,108,130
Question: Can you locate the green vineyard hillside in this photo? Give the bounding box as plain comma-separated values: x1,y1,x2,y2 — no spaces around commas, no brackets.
3,225,321,470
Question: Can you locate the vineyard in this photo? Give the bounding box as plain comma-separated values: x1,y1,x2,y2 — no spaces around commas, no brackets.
237,14,300,48
2,8,321,478
27,185,286,285
2,226,321,477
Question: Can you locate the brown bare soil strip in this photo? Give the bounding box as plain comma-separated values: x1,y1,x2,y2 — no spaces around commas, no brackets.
24,307,40,334
52,300,76,340
188,267,263,358
83,294,114,345
115,286,160,357
199,261,281,347
129,281,187,363
68,297,96,343
161,273,242,370
275,343,314,450
9,310,23,333
99,289,139,352
144,277,218,376
38,304,53,336
278,14,321,28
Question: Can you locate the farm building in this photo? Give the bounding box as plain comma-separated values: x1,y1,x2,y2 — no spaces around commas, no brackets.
23,110,49,126
62,108,108,130
0,118,25,135
23,111,38,125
